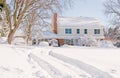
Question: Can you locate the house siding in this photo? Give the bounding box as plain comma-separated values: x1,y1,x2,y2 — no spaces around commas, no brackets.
57,26,104,39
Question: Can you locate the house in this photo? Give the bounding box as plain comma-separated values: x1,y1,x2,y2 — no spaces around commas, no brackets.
39,13,105,46
49,13,105,46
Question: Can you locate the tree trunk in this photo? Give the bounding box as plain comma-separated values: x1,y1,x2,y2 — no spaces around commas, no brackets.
26,36,29,44
8,30,14,44
26,25,32,45
7,27,18,44
26,35,31,44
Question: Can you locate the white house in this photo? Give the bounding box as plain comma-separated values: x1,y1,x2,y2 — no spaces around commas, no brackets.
42,13,105,46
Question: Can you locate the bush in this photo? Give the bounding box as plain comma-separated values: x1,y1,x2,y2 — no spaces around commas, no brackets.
49,39,58,47
78,35,98,47
99,40,115,48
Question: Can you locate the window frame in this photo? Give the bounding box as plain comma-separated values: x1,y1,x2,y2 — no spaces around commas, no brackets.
76,29,80,34
65,28,72,34
84,29,88,34
94,29,100,34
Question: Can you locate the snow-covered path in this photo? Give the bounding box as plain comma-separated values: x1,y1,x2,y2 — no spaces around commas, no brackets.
29,53,88,78
49,51,113,78
28,47,114,78
29,53,65,78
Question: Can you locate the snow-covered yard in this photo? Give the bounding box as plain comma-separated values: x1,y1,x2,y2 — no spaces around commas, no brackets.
0,43,120,78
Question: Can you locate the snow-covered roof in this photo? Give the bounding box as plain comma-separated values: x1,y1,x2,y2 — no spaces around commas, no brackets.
41,31,58,39
57,16,104,28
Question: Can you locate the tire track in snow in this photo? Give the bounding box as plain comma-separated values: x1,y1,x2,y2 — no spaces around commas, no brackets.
49,51,114,78
29,53,74,78
28,57,53,78
43,54,91,78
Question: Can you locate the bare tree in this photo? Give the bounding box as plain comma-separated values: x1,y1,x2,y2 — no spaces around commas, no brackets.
4,0,33,44
3,0,74,44
24,10,39,44
104,0,120,42
104,0,120,24
105,25,120,42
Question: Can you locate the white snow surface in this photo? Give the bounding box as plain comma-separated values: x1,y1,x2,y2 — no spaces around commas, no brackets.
39,41,49,46
0,43,120,78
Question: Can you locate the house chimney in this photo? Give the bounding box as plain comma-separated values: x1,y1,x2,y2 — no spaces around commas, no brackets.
53,13,58,34
53,13,64,46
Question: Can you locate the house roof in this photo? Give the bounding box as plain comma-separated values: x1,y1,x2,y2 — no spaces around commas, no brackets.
57,16,104,28
40,31,57,39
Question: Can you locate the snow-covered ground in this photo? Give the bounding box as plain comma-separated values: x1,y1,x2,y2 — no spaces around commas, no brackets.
0,42,120,78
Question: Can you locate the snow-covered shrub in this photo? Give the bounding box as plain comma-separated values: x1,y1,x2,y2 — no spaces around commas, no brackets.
86,36,98,46
78,35,98,47
61,44,71,47
39,41,49,46
49,39,58,47
98,40,115,48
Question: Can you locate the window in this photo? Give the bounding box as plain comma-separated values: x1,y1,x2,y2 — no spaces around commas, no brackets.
76,29,80,34
84,29,87,34
65,28,72,34
94,29,100,34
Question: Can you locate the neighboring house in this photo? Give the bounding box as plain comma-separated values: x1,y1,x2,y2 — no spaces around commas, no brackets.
50,13,105,46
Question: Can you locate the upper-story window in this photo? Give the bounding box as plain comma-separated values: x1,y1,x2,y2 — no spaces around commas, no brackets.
94,29,100,34
76,29,80,34
65,28,72,34
84,29,87,34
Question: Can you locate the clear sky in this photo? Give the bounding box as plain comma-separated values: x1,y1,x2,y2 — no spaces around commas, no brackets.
6,0,108,24
62,0,107,24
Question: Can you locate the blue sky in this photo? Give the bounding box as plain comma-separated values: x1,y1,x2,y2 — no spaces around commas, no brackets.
62,0,107,24
6,0,108,24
